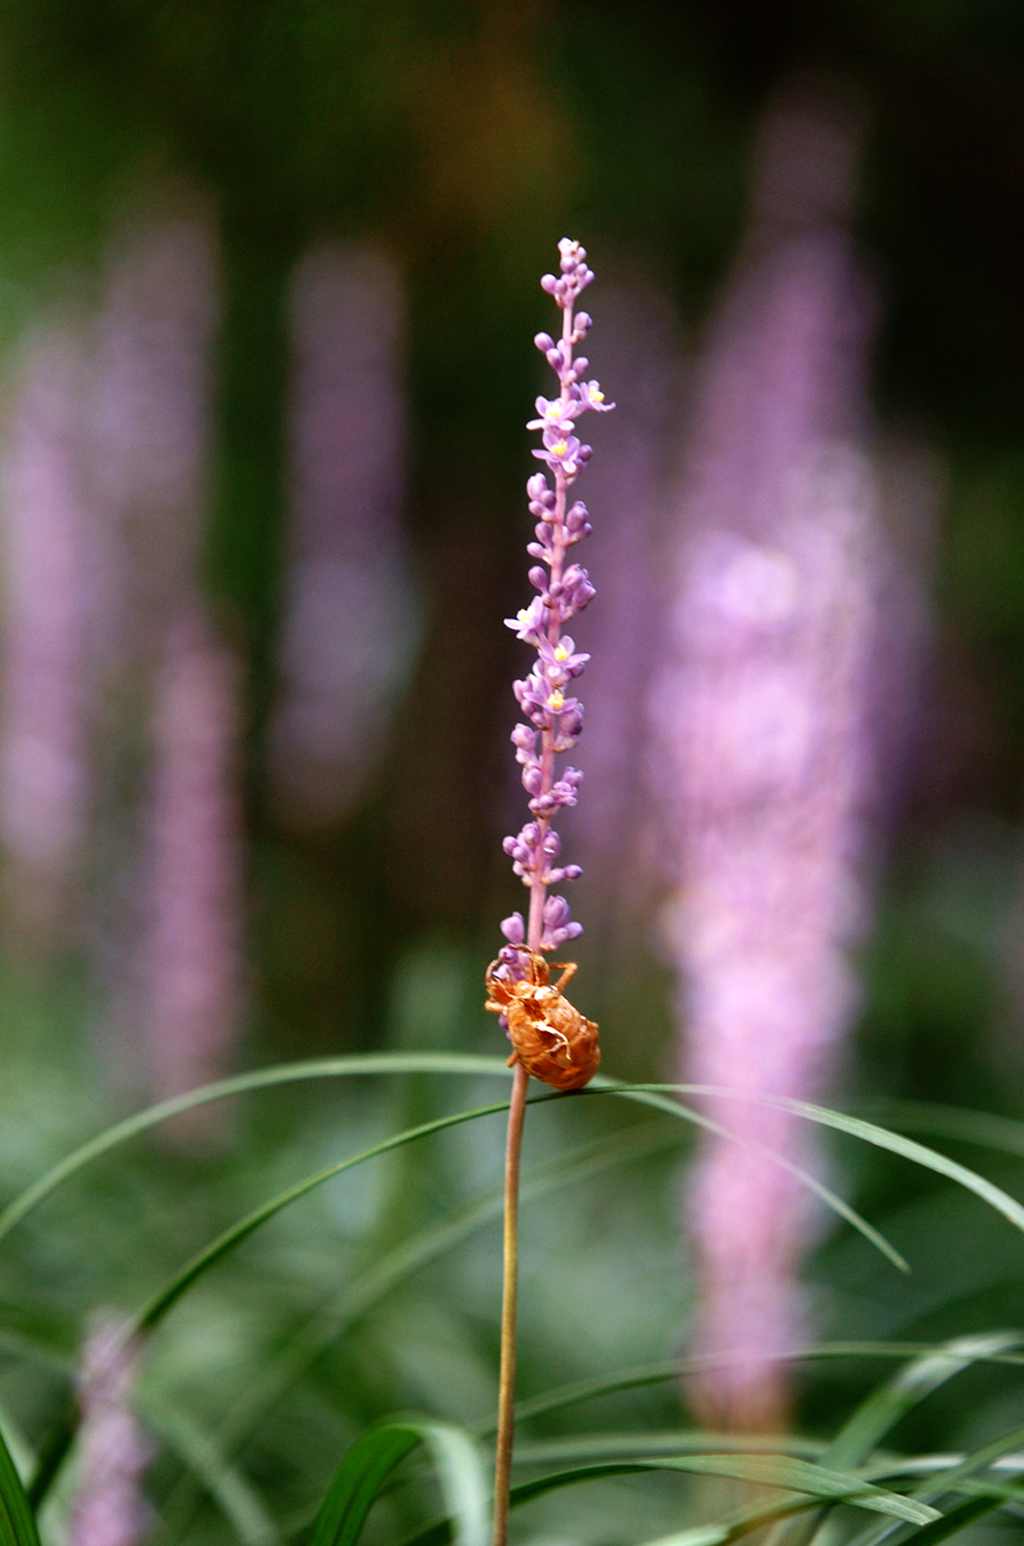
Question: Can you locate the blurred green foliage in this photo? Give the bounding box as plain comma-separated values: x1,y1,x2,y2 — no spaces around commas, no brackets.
2,2,1024,1541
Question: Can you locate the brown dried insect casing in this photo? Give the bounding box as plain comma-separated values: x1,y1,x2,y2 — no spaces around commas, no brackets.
484,952,600,1092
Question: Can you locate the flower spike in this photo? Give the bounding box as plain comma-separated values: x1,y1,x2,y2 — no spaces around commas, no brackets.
491,238,612,1036
487,239,612,1546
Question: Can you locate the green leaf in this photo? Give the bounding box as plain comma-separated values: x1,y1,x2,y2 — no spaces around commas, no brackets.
195,1122,682,1466
0,1419,39,1546
841,1416,1024,1546
598,1083,1024,1244
488,1339,1024,1433
25,1409,74,1513
312,1423,420,1546
0,1054,517,1245
142,1394,278,1546
132,1098,519,1333
511,1432,828,1467
595,1085,909,1272
662,1457,940,1523
5,1061,1022,1278
879,1497,1000,1546
311,1419,487,1546
823,1332,1024,1471
0,1059,900,1276
862,1101,1024,1158
632,1496,864,1546
403,1456,937,1546
0,1056,909,1276
915,1418,1024,1501
149,1123,684,1544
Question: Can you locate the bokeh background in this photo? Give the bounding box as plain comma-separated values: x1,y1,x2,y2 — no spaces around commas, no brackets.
5,2,1024,1542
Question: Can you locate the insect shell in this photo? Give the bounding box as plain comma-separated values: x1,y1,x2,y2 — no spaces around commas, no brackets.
484,950,600,1092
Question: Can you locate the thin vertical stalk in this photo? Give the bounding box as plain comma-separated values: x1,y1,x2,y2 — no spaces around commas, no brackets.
492,1060,530,1546
489,239,610,1544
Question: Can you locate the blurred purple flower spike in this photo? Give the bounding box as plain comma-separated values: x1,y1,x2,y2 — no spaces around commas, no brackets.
70,1312,149,1546
648,88,934,1431
0,326,95,946
497,239,613,970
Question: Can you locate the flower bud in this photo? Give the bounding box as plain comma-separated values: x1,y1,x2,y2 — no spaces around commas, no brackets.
500,913,525,945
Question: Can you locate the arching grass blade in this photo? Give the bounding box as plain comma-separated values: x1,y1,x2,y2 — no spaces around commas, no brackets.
594,1084,908,1272
877,1497,1000,1546
152,1122,683,1542
132,1098,520,1334
629,1490,988,1546
485,1339,1024,1433
0,1057,907,1277
842,1416,1024,1546
399,1454,937,1546
861,1102,1024,1158
0,1054,516,1245
510,1432,827,1467
0,1061,900,1276
823,1332,1024,1471
599,1083,1024,1244
198,1123,681,1459
142,1395,278,1546
311,1419,487,1546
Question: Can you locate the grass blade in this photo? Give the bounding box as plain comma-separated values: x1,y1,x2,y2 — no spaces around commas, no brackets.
486,1339,1024,1433
632,1493,1003,1546
311,1422,421,1546
861,1102,1024,1158
0,1419,40,1546
143,1395,278,1546
841,1417,1024,1546
5,1061,1021,1275
417,1424,489,1546
311,1419,487,1546
633,1498,832,1546
510,1433,828,1467
0,1055,904,1276
915,1419,1024,1501
602,1089,908,1273
132,1099,521,1334
0,1054,517,1245
665,1457,938,1523
598,1084,1024,1244
0,1060,898,1276
28,1099,528,1514
823,1332,1024,1471
206,1123,681,1453
874,1497,999,1546
152,1123,683,1543
399,1455,937,1546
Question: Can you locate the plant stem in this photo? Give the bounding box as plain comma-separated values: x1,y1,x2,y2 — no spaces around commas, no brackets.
492,1059,530,1546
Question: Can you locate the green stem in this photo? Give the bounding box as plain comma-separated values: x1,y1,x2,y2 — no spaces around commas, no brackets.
492,1061,530,1546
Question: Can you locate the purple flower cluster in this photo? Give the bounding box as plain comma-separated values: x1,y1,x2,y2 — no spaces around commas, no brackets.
499,240,613,963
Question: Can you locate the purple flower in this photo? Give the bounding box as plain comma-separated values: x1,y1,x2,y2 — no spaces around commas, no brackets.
71,1312,150,1546
504,596,547,643
495,240,613,960
576,380,615,413
533,429,584,478
538,637,589,685
527,396,582,433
